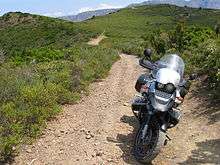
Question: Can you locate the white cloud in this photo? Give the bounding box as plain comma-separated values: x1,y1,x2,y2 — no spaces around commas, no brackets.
42,3,123,17
43,12,64,17
78,3,122,13
67,11,77,15
78,7,94,13
98,3,122,9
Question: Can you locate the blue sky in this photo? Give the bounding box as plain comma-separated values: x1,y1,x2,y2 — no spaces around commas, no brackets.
0,0,145,17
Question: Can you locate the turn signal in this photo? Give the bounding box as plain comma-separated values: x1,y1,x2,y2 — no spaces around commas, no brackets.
140,85,148,93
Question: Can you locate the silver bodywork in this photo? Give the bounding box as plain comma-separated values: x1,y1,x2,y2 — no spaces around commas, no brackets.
149,54,185,112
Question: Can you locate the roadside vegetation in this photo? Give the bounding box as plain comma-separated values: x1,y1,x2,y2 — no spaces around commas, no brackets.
0,12,118,162
80,4,220,98
0,4,219,162
147,22,220,97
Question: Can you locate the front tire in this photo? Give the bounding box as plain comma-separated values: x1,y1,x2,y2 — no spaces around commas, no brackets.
133,122,166,164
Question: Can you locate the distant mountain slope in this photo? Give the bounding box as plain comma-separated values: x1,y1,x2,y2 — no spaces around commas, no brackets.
60,9,119,22
60,0,220,22
129,0,220,9
80,4,220,57
0,12,96,55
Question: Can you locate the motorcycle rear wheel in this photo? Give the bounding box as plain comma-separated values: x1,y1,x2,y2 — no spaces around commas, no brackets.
133,122,166,164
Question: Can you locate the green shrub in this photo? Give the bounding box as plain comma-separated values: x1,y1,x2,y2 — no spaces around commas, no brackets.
0,44,119,162
190,39,220,82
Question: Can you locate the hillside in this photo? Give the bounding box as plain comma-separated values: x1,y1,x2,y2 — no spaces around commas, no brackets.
0,4,219,163
60,9,119,22
129,0,220,9
0,12,97,56
79,5,220,91
59,0,220,23
0,12,119,162
79,4,220,54
79,4,220,94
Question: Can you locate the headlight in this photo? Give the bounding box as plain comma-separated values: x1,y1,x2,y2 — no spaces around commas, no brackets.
156,82,176,94
165,83,176,94
157,82,165,90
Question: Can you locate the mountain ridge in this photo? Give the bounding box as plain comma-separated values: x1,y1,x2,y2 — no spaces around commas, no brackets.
60,0,220,22
60,9,119,22
128,0,220,9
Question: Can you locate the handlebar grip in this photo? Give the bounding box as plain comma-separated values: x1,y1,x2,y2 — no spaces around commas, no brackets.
139,59,154,70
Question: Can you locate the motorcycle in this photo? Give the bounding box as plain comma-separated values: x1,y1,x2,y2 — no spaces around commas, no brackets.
132,49,194,163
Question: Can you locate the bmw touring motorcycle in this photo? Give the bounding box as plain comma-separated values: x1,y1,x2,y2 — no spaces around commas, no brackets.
132,49,193,163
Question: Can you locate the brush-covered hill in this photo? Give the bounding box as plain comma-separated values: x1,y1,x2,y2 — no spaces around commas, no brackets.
79,4,220,51
0,12,97,56
129,0,220,9
0,12,119,162
0,4,219,162
79,4,220,86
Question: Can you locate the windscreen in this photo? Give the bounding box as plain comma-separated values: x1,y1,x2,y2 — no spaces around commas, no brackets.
156,54,185,77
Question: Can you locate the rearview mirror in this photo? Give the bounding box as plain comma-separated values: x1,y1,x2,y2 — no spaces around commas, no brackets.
144,48,152,60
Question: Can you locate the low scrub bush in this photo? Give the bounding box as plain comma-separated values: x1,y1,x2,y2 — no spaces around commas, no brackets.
0,45,119,162
146,25,219,97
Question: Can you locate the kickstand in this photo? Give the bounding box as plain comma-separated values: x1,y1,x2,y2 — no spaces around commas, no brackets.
164,135,172,146
166,135,172,141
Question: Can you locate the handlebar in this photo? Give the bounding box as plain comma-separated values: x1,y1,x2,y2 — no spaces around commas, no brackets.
139,58,156,70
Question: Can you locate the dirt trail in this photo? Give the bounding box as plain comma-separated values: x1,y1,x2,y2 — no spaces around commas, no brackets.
87,34,106,46
14,54,220,165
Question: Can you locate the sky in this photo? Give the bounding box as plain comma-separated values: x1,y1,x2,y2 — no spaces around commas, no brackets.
0,0,145,17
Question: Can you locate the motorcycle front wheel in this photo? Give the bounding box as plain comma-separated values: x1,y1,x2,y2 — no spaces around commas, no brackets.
133,122,166,164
